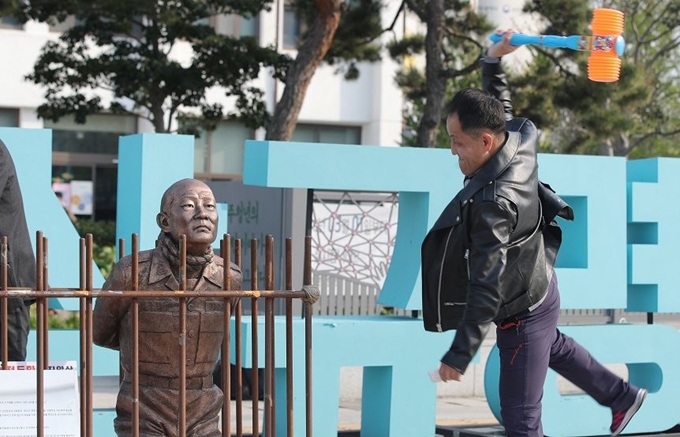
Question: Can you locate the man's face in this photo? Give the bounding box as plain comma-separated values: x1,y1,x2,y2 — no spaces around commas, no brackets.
159,180,218,252
446,113,491,177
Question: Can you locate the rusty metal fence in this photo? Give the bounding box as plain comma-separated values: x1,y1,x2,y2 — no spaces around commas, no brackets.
0,232,314,437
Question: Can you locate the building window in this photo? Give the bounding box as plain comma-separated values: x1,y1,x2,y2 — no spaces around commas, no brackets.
213,13,259,39
44,114,137,221
292,124,362,145
192,121,254,178
282,3,301,49
0,14,22,29
44,114,138,155
49,15,77,33
0,108,19,127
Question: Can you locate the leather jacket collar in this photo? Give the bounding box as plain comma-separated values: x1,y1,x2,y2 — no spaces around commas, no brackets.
430,131,520,233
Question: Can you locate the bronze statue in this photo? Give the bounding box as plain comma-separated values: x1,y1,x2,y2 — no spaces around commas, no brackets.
0,140,37,362
93,178,242,437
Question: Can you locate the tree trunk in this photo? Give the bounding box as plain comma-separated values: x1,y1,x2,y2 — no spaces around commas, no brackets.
265,0,344,141
415,0,445,148
600,133,630,156
613,132,630,156
150,94,168,133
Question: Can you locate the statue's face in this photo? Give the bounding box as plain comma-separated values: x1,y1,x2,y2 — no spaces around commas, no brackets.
159,180,218,252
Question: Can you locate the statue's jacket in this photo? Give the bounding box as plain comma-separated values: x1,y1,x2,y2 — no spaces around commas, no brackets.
93,247,242,380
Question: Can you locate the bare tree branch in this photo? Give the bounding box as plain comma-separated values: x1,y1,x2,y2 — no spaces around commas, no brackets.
403,0,425,22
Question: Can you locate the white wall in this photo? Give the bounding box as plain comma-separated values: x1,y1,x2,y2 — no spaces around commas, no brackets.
0,24,54,110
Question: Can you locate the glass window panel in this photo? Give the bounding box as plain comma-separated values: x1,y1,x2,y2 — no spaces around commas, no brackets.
52,166,93,184
0,108,18,127
93,166,117,221
240,15,257,37
51,130,119,154
290,125,316,143
283,8,300,48
44,114,137,133
293,124,362,145
213,14,235,36
318,126,361,145
208,121,253,175
45,114,137,154
0,15,22,29
194,135,209,174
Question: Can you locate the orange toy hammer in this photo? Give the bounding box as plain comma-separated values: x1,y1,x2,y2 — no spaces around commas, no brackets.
489,8,626,82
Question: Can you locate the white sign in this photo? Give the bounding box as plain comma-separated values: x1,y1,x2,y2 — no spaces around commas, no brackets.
69,180,94,215
0,361,80,437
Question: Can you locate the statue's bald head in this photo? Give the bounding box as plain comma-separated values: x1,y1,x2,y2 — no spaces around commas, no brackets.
159,179,212,214
156,179,218,251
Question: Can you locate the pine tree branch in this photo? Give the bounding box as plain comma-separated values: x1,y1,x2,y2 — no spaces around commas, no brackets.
440,58,479,79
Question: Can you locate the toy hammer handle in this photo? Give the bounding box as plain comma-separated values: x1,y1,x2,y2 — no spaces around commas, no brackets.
488,32,625,56
489,33,586,51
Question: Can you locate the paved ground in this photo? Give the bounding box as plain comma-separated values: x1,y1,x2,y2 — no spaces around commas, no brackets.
93,376,499,435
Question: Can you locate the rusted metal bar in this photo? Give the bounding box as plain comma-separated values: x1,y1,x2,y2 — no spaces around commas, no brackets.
85,234,94,437
250,238,260,437
0,232,316,437
179,235,187,437
234,239,243,437
285,238,294,437
42,236,49,369
79,238,87,437
1,236,8,369
36,231,45,437
0,288,306,300
264,235,275,437
304,236,313,437
221,234,232,437
131,234,140,437
119,238,125,386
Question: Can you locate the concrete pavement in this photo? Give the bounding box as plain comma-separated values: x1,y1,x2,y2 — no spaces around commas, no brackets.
93,376,499,435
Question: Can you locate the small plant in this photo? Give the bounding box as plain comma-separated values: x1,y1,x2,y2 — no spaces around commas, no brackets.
29,307,80,329
74,219,116,277
92,244,116,278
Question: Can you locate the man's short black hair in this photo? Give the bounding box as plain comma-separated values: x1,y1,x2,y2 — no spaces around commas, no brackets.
446,88,506,136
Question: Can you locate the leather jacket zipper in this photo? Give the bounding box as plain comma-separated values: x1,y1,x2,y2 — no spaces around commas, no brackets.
464,248,470,280
436,227,455,332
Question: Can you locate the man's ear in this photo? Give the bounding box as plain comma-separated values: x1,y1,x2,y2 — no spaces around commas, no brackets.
481,132,495,152
156,212,170,233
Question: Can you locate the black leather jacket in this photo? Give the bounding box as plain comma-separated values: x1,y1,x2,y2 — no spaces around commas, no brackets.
420,59,573,373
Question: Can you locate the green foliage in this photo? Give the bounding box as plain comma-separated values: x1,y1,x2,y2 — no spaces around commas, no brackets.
30,308,80,329
92,244,116,278
18,0,291,132
73,219,116,277
74,219,116,246
294,0,384,80
0,0,17,14
512,0,680,157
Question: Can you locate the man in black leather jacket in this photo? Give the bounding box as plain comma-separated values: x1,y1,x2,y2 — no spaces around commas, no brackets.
421,31,646,436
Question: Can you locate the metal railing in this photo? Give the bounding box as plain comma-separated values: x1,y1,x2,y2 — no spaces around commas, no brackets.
0,233,315,437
